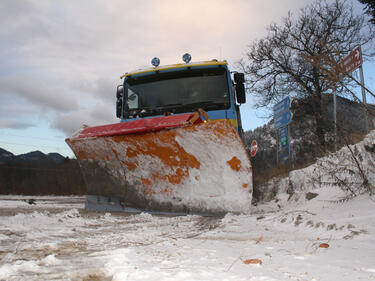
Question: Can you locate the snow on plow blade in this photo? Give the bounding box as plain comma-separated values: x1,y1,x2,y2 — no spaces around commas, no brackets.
66,113,252,215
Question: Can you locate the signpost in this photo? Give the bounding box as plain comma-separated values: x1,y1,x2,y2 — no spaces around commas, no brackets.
340,45,362,75
337,45,367,139
273,111,293,130
273,96,292,165
250,140,258,157
279,126,289,163
273,96,291,116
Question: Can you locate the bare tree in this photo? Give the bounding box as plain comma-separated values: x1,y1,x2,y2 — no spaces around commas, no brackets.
301,40,375,120
241,0,374,147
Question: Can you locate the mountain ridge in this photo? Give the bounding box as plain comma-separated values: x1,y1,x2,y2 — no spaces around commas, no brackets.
0,148,66,163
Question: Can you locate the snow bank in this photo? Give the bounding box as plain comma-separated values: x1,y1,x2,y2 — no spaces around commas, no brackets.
258,130,375,203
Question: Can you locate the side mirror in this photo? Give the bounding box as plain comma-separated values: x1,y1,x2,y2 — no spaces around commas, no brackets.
234,73,246,104
116,85,123,118
234,72,245,84
236,84,246,104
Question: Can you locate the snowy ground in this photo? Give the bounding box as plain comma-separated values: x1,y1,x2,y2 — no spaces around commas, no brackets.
0,191,374,281
1,131,374,280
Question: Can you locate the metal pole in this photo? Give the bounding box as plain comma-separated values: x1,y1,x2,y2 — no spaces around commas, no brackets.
276,130,279,167
287,125,291,163
359,65,368,133
287,125,292,169
333,88,337,151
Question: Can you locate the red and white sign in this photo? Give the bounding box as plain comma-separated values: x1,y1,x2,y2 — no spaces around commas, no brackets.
340,45,362,74
250,140,258,157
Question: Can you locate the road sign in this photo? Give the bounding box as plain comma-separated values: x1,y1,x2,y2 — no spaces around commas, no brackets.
273,96,291,116
279,126,289,163
273,96,292,165
274,111,293,130
250,140,258,157
340,45,362,74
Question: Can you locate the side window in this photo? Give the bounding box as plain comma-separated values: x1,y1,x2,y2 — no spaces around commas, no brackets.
127,89,139,109
116,85,123,118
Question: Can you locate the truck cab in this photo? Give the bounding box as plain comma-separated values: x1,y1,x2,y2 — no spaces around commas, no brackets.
116,57,246,136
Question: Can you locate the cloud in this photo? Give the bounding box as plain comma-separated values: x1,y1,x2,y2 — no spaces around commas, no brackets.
67,77,118,104
52,102,118,136
0,75,78,112
0,120,36,129
0,0,317,139
0,95,40,130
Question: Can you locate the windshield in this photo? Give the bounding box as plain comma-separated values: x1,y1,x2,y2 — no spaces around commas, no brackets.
124,68,230,118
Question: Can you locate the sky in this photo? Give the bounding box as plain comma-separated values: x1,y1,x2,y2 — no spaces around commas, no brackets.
0,0,374,157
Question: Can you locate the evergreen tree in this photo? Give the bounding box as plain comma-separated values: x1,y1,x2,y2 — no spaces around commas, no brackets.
359,0,375,24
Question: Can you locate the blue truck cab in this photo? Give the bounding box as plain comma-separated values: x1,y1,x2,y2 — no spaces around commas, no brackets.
116,56,246,136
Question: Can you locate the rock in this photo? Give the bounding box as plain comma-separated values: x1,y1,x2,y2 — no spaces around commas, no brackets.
306,192,319,200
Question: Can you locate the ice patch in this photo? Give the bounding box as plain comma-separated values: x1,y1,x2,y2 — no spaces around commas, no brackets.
102,248,132,277
362,268,375,273
112,271,130,281
137,212,153,221
57,208,81,219
0,264,14,280
40,254,61,266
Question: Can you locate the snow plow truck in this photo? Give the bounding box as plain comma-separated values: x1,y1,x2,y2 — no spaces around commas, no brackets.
66,54,252,215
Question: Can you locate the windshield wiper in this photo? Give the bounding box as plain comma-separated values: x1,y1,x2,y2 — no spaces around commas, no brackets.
154,103,183,109
152,102,227,113
127,107,158,118
127,101,228,118
184,101,229,110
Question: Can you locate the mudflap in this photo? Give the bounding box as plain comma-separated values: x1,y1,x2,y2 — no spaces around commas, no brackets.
66,118,252,215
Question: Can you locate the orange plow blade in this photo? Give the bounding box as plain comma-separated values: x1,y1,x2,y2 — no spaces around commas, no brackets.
66,116,252,215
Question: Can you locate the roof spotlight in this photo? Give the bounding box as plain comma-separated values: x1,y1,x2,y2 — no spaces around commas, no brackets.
151,57,160,67
182,53,191,63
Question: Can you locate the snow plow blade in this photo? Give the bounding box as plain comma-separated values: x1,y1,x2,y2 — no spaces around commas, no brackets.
66,113,252,215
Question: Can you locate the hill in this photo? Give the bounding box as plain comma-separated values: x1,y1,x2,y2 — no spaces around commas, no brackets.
0,148,85,195
0,149,66,164
47,153,66,163
0,148,14,161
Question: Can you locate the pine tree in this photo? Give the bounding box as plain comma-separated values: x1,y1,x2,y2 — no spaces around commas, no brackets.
359,0,375,24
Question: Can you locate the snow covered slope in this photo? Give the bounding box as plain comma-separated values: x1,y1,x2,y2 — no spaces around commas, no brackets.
258,130,375,202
